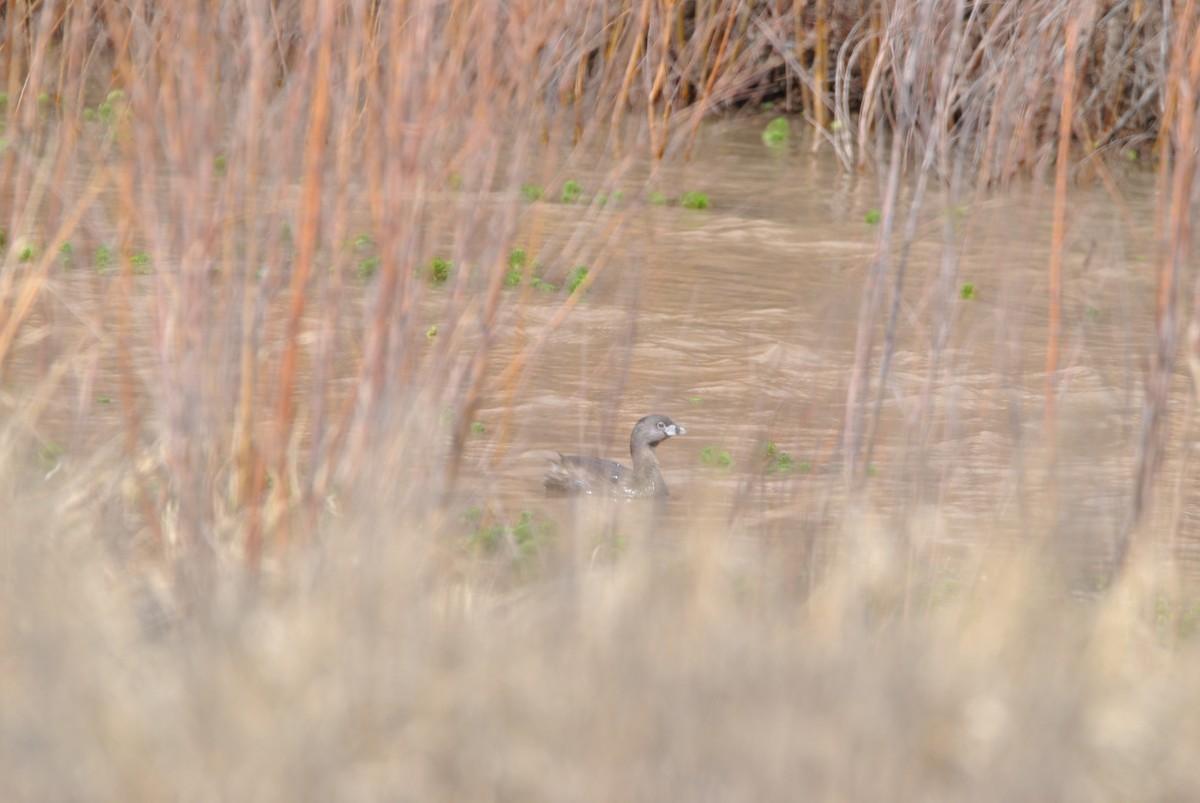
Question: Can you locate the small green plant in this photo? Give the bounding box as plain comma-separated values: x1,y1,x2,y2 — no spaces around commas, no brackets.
213,154,227,176
864,209,882,224
468,510,553,567
521,183,544,201
448,173,464,190
96,395,112,405
531,277,557,292
357,256,381,279
762,117,789,146
426,324,438,339
1085,306,1100,319
565,265,589,294
38,441,65,472
428,257,452,284
97,89,125,125
94,244,113,273
960,282,976,300
470,421,486,435
760,442,800,474
700,446,734,469
18,244,36,263
680,191,709,210
505,248,528,287
688,395,703,404
58,242,74,265
131,252,152,274
648,189,668,206
353,233,374,250
761,100,775,111
561,179,583,204
83,107,95,122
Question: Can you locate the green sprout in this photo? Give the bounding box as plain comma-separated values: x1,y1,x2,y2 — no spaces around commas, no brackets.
18,244,36,263
688,395,703,404
521,183,544,202
565,265,589,294
505,248,528,287
762,117,789,146
131,252,152,274
680,191,709,210
94,244,113,273
531,277,557,292
470,421,486,435
561,179,583,204
960,282,976,300
38,441,65,471
760,442,792,474
96,396,112,405
98,89,125,125
864,209,882,224
469,510,552,563
426,324,438,339
428,257,452,284
358,256,381,279
699,446,734,469
648,189,668,206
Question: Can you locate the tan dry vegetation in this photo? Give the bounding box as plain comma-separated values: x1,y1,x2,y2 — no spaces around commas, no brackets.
3,0,1200,799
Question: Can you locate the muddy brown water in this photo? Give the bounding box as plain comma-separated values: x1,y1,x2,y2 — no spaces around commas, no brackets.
454,119,1184,582
11,116,1189,583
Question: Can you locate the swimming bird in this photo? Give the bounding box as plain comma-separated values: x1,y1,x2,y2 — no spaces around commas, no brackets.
544,414,686,499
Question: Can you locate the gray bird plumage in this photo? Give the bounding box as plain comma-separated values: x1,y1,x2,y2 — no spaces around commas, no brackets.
544,414,686,499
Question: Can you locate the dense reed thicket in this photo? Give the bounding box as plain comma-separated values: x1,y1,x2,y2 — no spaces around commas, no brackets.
2,0,1200,799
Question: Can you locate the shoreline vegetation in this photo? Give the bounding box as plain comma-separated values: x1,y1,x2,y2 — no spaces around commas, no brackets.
4,1,1200,798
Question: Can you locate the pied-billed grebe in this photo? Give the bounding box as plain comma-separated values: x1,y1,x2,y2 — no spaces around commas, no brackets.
544,414,686,499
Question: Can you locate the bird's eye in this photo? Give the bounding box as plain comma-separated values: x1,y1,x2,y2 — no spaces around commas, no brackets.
657,421,666,429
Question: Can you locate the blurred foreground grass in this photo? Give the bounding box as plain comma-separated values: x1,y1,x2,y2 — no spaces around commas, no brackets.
3,452,1200,801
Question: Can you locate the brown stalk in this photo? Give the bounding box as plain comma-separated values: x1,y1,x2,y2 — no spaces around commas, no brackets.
812,0,828,135
683,0,736,157
1125,0,1200,567
1046,4,1088,443
612,0,653,150
272,0,334,548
